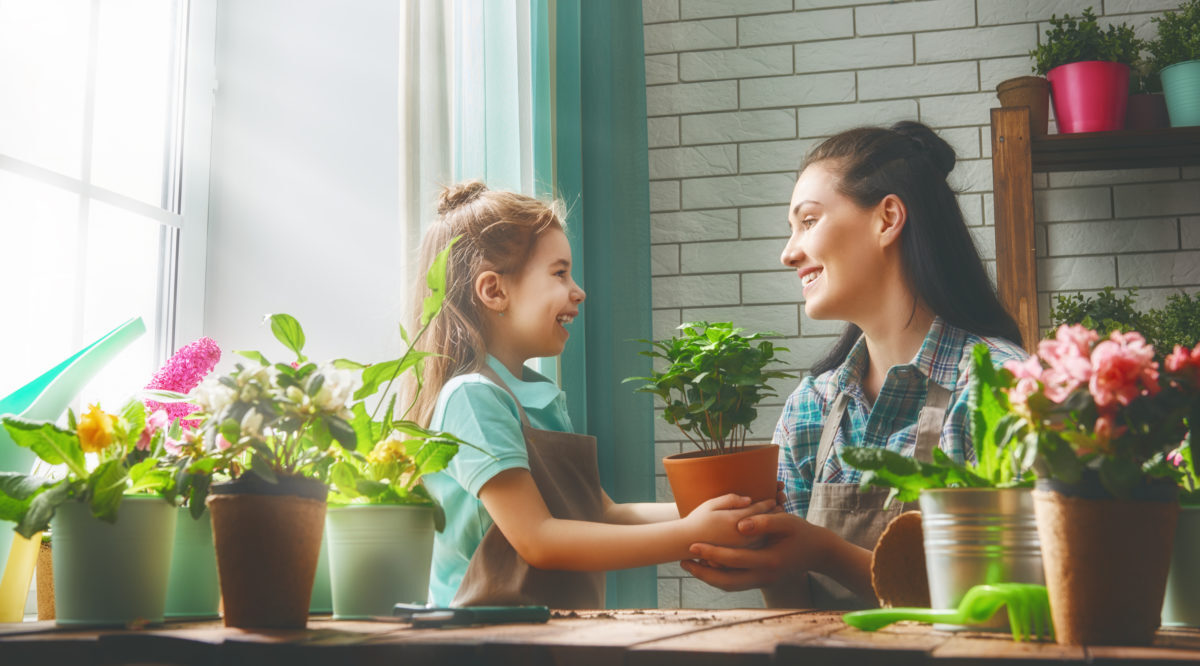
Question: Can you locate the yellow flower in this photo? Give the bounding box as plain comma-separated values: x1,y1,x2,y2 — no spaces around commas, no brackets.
367,438,410,465
77,404,117,453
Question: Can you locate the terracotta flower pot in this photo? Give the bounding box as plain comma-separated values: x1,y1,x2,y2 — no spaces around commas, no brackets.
1033,477,1178,646
1126,93,1169,130
207,474,327,629
995,76,1050,137
662,444,778,517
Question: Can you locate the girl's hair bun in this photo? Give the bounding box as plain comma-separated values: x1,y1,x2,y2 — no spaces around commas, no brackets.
892,120,956,178
438,180,488,215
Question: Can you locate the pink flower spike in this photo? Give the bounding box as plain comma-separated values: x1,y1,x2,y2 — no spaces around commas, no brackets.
1168,449,1185,467
144,337,222,425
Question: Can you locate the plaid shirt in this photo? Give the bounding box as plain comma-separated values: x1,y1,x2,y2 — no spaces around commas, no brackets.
775,317,1027,517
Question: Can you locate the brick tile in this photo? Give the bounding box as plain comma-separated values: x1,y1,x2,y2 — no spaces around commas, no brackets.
919,92,996,128
648,117,680,148
741,204,792,239
1114,182,1200,218
739,8,853,46
651,180,680,212
682,0,791,19
856,0,975,35
649,145,738,179
794,35,912,73
652,245,680,276
652,209,739,243
647,80,738,116
653,273,740,308
917,24,1037,63
681,238,790,273
1046,219,1180,257
682,109,796,145
1118,252,1200,288
739,138,817,175
680,304,799,336
742,270,797,304
797,100,919,137
645,53,679,85
1036,256,1117,291
1034,187,1112,222
740,71,856,109
681,172,797,209
643,0,680,24
977,0,1093,25
859,62,978,100
645,19,736,55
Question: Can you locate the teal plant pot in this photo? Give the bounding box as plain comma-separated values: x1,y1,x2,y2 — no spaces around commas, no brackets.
326,504,435,619
51,495,176,626
1162,60,1200,128
309,536,332,614
1163,505,1200,627
164,506,220,619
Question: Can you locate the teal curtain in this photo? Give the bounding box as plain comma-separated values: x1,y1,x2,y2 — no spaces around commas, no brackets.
534,0,655,608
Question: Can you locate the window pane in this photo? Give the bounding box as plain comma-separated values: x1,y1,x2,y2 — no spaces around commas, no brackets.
0,0,90,178
77,200,161,410
0,171,80,398
90,0,177,207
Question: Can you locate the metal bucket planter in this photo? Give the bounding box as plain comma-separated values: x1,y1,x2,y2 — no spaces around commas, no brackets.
918,488,1043,631
326,504,435,619
164,506,220,619
1162,505,1200,627
51,495,177,626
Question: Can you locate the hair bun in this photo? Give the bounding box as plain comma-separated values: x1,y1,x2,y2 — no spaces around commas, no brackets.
892,121,956,177
438,180,488,215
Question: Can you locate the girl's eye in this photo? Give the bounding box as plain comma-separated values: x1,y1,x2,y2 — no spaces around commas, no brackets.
555,270,568,278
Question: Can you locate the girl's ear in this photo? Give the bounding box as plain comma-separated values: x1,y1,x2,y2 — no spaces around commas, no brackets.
475,271,508,314
876,193,908,248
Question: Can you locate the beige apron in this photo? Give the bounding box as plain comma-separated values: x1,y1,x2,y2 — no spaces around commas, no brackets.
451,366,606,609
805,378,951,609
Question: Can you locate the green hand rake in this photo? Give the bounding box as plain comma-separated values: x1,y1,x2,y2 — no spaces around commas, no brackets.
843,583,1054,642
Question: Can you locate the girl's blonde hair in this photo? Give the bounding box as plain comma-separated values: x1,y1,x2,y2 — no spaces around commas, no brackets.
404,180,564,427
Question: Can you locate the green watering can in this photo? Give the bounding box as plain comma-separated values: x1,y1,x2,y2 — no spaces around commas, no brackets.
0,317,145,621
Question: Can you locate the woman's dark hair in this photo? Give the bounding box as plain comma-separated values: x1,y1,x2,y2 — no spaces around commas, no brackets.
806,121,1022,376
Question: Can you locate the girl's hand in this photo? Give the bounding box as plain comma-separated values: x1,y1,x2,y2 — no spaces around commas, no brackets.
681,511,826,591
683,493,777,548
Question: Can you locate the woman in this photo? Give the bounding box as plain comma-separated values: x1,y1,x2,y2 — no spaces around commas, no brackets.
682,121,1028,609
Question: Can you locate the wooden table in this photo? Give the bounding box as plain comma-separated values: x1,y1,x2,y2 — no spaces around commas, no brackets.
2,609,1199,665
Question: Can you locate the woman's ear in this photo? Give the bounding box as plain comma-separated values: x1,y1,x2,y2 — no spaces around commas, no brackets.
475,271,508,314
876,194,908,248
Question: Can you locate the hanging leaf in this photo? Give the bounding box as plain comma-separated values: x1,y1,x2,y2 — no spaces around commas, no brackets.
421,236,460,327
268,313,307,362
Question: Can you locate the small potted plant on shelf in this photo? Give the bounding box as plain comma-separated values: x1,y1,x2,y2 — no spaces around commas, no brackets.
0,399,178,626
1148,0,1200,127
1126,59,1169,130
626,322,793,517
976,324,1200,646
995,75,1050,137
322,238,482,620
1030,7,1143,133
842,344,1040,628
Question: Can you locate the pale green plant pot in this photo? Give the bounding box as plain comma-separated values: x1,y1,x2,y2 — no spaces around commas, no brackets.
164,506,220,619
50,495,176,626
326,504,435,619
309,535,332,614
1162,60,1200,127
1163,505,1200,627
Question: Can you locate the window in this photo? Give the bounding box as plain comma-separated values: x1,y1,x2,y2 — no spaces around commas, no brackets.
0,0,211,409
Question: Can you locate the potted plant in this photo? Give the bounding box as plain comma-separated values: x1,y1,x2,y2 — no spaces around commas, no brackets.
977,324,1199,646
1030,8,1143,133
1163,439,1200,626
179,314,357,629
0,399,178,626
627,322,793,517
1148,0,1200,127
322,239,480,619
842,345,1041,629
995,75,1050,137
1127,59,1169,130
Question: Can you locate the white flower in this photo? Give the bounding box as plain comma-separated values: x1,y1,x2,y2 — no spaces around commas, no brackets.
193,378,236,413
314,365,355,412
240,409,265,438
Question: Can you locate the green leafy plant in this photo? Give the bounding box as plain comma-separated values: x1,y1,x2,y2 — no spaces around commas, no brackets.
1143,292,1200,357
1147,0,1200,69
0,399,176,538
626,322,794,455
842,345,1034,505
1129,58,1164,94
1030,8,1144,75
1048,287,1146,341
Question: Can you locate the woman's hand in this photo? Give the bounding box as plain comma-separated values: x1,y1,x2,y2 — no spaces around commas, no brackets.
682,493,777,549
681,511,826,592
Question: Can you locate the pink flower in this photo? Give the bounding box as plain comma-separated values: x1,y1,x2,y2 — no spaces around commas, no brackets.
1035,325,1097,402
144,337,222,427
1004,356,1044,405
216,434,233,451
1089,331,1160,408
136,409,171,451
163,436,182,456
1166,343,1200,376
1168,448,1185,467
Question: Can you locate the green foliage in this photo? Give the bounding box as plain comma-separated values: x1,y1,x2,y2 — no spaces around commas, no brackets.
1144,292,1200,355
1030,8,1144,75
1049,288,1200,358
627,322,794,454
842,345,1034,503
1148,0,1200,69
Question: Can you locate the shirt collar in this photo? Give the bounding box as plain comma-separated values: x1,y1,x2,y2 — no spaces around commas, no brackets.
484,356,564,410
834,317,964,394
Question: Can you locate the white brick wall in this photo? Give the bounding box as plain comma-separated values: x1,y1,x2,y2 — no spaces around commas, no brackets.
642,0,1200,609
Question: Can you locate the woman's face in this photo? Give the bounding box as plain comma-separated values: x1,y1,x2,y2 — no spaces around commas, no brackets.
780,161,883,322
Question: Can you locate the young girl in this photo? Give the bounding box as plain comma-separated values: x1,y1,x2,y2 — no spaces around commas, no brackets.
407,181,775,608
683,121,1029,609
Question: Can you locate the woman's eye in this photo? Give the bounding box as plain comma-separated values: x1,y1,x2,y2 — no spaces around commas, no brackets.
802,217,817,228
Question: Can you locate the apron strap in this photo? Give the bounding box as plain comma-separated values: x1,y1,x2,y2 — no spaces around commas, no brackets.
813,374,953,476
476,364,534,429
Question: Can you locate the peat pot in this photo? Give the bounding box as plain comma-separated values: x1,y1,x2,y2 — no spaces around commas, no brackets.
919,487,1044,631
995,76,1050,136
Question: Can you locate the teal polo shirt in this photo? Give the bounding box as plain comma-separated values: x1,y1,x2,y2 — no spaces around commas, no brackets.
422,355,575,606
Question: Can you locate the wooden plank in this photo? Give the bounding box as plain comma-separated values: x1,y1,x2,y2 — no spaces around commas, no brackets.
777,618,950,666
626,610,827,666
1086,627,1200,665
932,630,1085,665
990,107,1039,352
1030,126,1200,173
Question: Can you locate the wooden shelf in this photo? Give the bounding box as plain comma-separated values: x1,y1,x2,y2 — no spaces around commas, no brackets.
989,108,1200,351
1031,125,1200,172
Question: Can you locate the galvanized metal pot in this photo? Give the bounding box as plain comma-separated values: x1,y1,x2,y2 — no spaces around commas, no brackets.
918,487,1043,630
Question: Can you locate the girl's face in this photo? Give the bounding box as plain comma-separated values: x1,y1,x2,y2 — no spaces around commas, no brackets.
500,228,586,360
780,161,883,322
